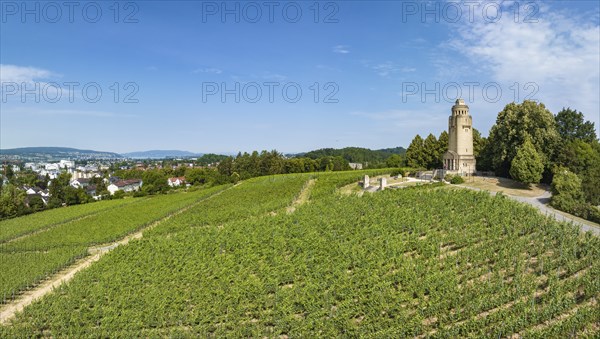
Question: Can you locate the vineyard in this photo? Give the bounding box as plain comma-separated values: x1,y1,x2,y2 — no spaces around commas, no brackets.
0,185,230,304
0,198,133,243
0,171,598,337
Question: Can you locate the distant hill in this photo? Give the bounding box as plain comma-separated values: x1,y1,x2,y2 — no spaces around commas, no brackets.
0,147,123,159
299,146,406,163
121,150,203,159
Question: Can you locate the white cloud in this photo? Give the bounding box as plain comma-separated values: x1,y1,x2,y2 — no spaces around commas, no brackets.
445,1,600,126
332,45,350,54
192,67,222,74
366,62,416,77
0,64,56,83
0,65,64,102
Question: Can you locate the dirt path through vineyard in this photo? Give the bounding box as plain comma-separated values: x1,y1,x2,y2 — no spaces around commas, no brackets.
287,178,316,214
0,184,238,325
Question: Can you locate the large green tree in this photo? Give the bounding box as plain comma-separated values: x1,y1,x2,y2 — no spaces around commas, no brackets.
217,157,234,176
258,150,285,176
90,176,109,196
552,109,599,205
472,128,485,158
406,134,426,168
385,154,405,168
142,170,168,194
555,139,599,175
555,108,597,143
437,131,448,155
582,141,600,205
423,133,441,169
5,165,15,180
27,194,46,212
0,184,28,219
48,172,72,208
550,168,585,213
475,129,493,171
487,100,560,178
509,138,544,185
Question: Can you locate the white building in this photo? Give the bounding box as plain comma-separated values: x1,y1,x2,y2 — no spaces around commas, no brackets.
45,163,59,171
167,177,186,187
107,179,143,195
59,160,75,169
70,178,91,188
72,171,101,180
24,163,38,171
40,169,60,179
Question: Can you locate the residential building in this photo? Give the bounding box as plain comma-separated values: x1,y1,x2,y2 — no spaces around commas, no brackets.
107,179,143,195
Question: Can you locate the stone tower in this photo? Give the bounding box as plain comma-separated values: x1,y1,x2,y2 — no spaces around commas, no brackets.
443,99,476,174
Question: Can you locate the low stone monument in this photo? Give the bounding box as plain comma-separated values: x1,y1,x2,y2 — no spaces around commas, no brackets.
363,175,370,188
379,177,387,190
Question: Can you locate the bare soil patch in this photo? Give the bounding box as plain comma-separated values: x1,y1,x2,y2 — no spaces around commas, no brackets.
458,176,547,198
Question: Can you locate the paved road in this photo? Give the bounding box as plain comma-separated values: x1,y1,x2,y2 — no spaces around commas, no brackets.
461,186,600,236
509,190,600,235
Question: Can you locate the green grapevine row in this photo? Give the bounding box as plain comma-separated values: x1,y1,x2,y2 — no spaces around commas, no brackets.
0,198,135,243
0,185,230,304
148,174,311,237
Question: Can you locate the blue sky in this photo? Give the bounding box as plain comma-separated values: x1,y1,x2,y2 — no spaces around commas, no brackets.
1,0,599,154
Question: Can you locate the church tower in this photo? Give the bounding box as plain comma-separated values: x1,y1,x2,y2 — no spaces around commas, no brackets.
443,99,476,174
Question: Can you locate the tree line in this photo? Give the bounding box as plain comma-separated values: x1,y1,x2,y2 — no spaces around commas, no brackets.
301,146,406,165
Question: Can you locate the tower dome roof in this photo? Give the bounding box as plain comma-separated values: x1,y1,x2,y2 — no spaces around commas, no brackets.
451,98,469,115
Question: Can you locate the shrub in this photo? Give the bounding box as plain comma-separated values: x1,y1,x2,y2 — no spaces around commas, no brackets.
391,167,417,177
112,191,126,199
133,190,148,198
450,175,464,184
551,168,600,224
390,169,402,177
